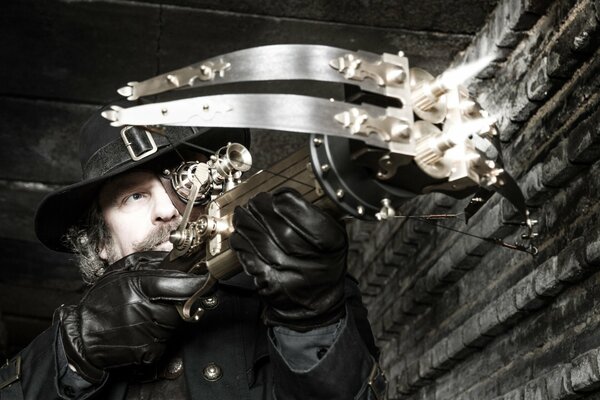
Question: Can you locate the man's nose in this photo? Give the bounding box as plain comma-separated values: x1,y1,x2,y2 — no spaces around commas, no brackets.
153,185,180,223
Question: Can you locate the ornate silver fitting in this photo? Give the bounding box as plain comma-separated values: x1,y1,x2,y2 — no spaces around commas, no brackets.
117,59,231,100
329,53,406,87
334,108,411,144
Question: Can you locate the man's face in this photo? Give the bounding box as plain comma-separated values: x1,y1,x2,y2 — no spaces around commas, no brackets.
98,170,182,263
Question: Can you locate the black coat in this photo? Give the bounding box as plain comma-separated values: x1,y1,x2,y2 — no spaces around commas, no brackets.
0,273,382,400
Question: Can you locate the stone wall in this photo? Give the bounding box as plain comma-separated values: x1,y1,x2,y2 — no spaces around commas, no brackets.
346,0,600,399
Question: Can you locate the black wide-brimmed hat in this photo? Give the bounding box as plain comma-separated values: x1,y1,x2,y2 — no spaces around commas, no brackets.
35,102,250,252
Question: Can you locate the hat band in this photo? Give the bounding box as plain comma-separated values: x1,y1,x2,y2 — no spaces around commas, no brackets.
82,127,200,180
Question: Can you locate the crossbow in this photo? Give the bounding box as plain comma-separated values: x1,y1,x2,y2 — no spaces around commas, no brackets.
101,44,537,321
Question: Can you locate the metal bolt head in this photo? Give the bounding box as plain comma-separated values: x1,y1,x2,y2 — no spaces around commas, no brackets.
203,363,223,381
388,68,406,85
336,189,345,199
320,164,330,173
201,296,219,310
313,137,323,146
357,205,365,216
166,74,178,85
161,108,168,116
573,31,590,50
163,357,184,379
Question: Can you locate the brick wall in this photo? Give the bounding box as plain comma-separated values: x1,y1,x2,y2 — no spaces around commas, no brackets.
347,1,600,398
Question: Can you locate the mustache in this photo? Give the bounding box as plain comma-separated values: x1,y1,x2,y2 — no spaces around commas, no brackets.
132,218,182,253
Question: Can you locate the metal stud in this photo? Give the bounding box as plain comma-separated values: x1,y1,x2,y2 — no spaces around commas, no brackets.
203,363,223,382
201,296,219,310
162,357,184,380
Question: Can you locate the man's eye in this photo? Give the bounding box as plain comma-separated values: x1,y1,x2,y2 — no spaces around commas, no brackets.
123,192,145,204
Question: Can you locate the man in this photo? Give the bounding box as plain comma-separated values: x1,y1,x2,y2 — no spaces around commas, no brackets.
0,104,384,399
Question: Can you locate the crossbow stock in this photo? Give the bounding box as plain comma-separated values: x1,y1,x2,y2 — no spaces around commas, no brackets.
101,45,537,321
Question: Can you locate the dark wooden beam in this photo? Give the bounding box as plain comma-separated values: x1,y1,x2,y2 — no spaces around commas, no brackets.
0,97,96,184
0,238,81,283
1,0,472,104
134,0,497,34
158,6,471,75
0,0,160,102
0,180,54,242
0,238,84,354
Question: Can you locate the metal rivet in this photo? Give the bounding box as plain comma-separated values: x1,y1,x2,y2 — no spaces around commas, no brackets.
313,137,323,146
166,74,178,85
203,104,210,111
357,205,364,216
203,363,222,381
573,31,590,50
201,296,219,310
161,108,168,116
163,357,184,379
320,163,330,173
193,311,203,322
336,189,344,199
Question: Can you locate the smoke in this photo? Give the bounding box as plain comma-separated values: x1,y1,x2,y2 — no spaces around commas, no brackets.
445,116,497,143
439,55,495,88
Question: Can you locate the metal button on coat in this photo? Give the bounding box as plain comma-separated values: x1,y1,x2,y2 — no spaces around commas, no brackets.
201,296,219,309
162,357,184,380
203,363,223,381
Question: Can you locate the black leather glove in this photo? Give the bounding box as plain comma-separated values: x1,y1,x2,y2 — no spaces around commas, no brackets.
58,252,207,383
230,188,348,331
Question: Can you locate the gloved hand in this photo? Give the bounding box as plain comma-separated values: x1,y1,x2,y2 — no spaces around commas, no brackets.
230,188,348,332
58,252,207,383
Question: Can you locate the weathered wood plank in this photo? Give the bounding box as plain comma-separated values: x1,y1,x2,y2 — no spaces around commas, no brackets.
0,238,81,283
0,97,89,242
137,0,497,34
158,7,471,76
0,283,82,320
1,0,471,104
0,181,56,242
0,97,97,184
0,0,160,102
0,237,82,352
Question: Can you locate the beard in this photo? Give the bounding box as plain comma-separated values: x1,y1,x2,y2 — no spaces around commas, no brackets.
132,218,183,253
103,218,182,264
